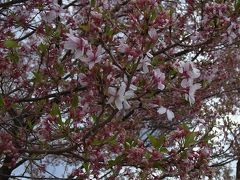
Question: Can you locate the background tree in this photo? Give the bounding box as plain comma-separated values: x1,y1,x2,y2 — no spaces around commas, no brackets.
0,0,239,179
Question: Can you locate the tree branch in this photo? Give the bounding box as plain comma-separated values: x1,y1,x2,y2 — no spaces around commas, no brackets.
0,0,29,8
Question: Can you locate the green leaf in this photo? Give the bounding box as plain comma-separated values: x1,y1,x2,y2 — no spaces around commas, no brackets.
79,24,90,32
108,155,124,167
54,63,64,76
4,39,19,48
153,161,163,169
180,150,187,159
92,114,97,123
90,0,96,7
148,135,161,149
45,24,52,36
180,123,189,132
149,9,157,21
158,135,166,146
92,135,117,146
159,147,168,153
148,135,166,149
51,103,61,116
50,103,63,125
151,56,160,66
37,43,48,54
92,139,103,145
169,69,178,79
236,3,240,14
71,94,79,108
32,71,43,83
26,119,34,130
202,133,215,143
7,51,19,63
53,28,61,38
64,118,71,126
184,132,197,147
124,139,136,148
104,25,114,37
0,96,4,107
83,162,90,172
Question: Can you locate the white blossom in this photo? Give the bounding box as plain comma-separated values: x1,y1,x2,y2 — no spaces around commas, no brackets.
185,83,202,105
157,106,174,121
108,82,135,110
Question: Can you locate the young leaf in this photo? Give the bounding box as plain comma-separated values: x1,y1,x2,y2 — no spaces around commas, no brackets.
148,135,161,149
38,43,48,54
51,103,61,116
7,51,19,63
90,0,96,7
0,96,4,107
4,39,19,48
184,132,197,147
71,94,79,108
32,71,43,83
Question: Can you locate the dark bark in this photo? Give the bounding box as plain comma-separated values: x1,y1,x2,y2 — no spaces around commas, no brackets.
0,0,29,8
0,156,13,180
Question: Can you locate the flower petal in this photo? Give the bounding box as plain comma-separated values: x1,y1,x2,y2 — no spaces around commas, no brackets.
167,109,174,121
158,83,165,90
123,100,131,109
108,87,116,96
118,82,126,97
157,106,166,114
124,90,134,99
107,96,114,104
115,97,123,110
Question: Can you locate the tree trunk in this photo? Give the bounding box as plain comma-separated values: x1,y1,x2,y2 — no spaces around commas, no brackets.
0,156,13,180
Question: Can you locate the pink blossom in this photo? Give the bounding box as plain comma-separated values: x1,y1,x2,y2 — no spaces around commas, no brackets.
117,39,129,53
148,28,158,40
41,1,65,23
82,45,104,69
108,82,135,110
91,11,102,19
64,33,87,59
178,61,200,79
138,52,152,73
153,68,165,90
78,73,88,87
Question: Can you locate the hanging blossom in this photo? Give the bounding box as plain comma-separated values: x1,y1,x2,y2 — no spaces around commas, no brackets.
41,0,65,23
153,68,165,90
78,73,88,87
117,39,129,53
157,106,174,121
138,52,152,73
148,28,158,41
64,33,87,59
82,45,105,69
108,82,135,110
117,38,139,57
185,83,201,105
175,61,201,105
177,61,200,79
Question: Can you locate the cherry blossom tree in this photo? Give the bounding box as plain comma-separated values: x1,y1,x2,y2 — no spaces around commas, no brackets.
0,0,240,179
